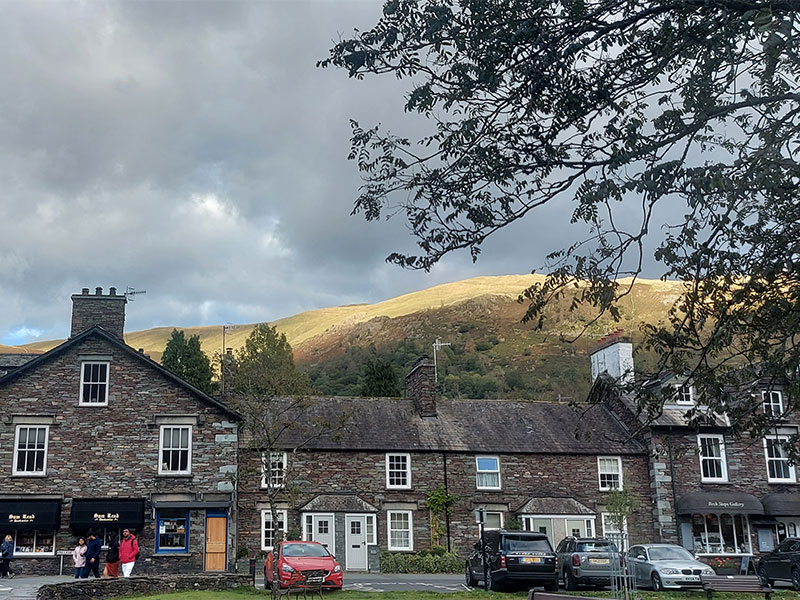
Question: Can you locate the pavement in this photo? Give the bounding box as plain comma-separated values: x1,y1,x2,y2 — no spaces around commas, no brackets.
0,575,73,600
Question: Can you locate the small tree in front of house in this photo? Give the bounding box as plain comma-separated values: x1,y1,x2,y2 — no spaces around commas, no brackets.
606,488,638,600
425,485,459,550
231,323,346,600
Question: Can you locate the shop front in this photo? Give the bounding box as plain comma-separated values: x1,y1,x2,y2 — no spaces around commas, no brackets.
759,493,800,551
0,498,61,558
677,492,762,573
151,499,231,572
70,498,145,546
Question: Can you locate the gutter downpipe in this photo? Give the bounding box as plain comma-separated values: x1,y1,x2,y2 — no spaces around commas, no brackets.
443,451,452,552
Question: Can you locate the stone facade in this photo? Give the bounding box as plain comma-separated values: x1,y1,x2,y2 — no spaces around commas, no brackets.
70,287,127,339
0,303,238,575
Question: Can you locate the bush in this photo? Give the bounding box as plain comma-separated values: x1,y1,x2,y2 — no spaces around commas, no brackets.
380,550,463,573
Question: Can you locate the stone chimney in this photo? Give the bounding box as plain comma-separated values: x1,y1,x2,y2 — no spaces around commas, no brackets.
590,330,634,385
70,287,127,339
406,356,436,417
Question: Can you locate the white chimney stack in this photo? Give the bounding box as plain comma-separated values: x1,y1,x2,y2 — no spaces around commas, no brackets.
590,331,634,385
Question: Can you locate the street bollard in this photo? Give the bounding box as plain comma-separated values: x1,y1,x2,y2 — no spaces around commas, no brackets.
249,557,256,586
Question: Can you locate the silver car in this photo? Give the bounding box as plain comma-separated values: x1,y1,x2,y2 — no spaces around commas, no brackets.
627,544,715,590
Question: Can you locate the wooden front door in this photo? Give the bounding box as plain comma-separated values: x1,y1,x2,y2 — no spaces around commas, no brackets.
205,515,227,571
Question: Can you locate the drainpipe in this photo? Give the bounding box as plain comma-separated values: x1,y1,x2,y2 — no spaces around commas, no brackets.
442,452,452,552
667,433,682,546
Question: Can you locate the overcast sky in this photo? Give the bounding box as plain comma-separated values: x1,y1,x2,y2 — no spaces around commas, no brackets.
0,0,658,345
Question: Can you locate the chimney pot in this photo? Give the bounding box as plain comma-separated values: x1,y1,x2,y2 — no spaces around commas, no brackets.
95,287,103,295
406,356,437,417
226,347,233,355
138,348,144,353
70,287,127,338
82,288,89,295
109,287,117,295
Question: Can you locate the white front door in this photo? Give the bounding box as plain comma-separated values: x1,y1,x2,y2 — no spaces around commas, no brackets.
345,515,367,571
308,514,335,557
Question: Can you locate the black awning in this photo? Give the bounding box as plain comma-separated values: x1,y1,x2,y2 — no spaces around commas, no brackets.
0,499,61,531
70,499,144,530
763,493,800,516
677,492,764,515
152,500,230,510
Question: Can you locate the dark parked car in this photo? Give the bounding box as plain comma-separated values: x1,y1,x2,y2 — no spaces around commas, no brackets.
555,536,620,589
465,530,558,592
758,537,800,591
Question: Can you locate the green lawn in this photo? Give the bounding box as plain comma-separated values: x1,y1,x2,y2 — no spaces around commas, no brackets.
125,588,795,600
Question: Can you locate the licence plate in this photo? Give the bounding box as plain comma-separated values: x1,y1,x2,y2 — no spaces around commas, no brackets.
521,557,543,564
682,576,700,582
307,577,324,583
589,558,609,565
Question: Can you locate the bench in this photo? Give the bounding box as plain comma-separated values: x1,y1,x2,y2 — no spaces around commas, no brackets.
702,574,772,600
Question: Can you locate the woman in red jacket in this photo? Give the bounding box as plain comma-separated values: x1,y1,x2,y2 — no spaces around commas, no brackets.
119,528,139,578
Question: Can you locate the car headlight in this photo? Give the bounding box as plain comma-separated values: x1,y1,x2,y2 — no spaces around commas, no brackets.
660,568,680,574
702,568,715,576
333,565,342,573
281,564,296,573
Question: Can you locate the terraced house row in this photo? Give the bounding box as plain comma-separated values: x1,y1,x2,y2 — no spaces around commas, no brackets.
0,289,798,574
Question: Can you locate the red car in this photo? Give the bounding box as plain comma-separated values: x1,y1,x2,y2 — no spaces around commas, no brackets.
265,541,343,590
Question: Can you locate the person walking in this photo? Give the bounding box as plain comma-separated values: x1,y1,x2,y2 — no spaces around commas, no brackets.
85,531,102,578
0,534,14,578
72,537,88,579
119,528,139,578
105,533,121,578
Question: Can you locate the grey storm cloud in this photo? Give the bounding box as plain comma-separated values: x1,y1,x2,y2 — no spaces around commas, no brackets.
0,0,655,345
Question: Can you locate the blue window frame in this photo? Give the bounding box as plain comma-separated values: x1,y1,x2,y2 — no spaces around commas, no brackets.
156,509,189,554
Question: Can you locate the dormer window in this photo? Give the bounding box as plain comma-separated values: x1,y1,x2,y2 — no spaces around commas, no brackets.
763,391,784,417
80,361,109,405
676,384,694,405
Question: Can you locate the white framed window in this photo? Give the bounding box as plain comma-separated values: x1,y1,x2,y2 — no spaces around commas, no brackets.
261,509,287,551
13,425,49,476
601,513,628,550
13,530,55,556
261,452,287,489
476,456,501,490
366,514,377,545
387,510,413,551
698,434,728,482
484,511,504,530
763,391,784,417
158,425,192,475
676,384,694,405
79,361,109,405
386,453,411,489
765,436,796,482
597,456,623,490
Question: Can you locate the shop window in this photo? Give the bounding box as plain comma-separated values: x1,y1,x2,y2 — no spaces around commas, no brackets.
156,509,189,553
261,452,287,489
79,361,109,405
698,434,728,482
13,425,49,476
765,436,796,482
261,509,287,551
386,453,411,489
158,425,192,475
387,510,413,551
475,456,501,489
13,530,55,556
597,456,623,490
690,513,752,554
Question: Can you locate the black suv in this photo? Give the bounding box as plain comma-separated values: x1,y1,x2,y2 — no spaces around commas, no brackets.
465,530,558,591
758,537,800,591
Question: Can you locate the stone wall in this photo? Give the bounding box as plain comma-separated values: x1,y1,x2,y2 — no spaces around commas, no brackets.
37,574,251,600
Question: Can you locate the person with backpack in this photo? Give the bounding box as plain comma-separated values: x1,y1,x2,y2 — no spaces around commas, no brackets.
119,528,139,577
85,531,102,578
0,534,14,578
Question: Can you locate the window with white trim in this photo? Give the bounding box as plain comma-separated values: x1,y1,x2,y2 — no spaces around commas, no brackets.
597,456,623,490
484,511,504,530
763,391,784,417
698,434,728,482
386,453,411,489
765,436,796,482
476,456,501,489
80,361,109,405
261,509,287,551
387,510,413,551
13,425,49,476
365,514,376,545
676,384,694,405
601,513,628,550
13,530,55,556
159,425,192,475
261,452,287,489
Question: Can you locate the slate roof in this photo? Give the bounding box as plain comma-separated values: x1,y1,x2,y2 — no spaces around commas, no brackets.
298,495,378,513
277,396,644,455
0,353,38,377
0,326,238,418
516,497,595,515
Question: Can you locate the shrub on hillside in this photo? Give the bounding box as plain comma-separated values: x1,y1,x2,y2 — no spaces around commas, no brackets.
380,550,463,574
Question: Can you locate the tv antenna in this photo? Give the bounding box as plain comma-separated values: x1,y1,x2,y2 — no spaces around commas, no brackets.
433,337,451,383
125,287,147,301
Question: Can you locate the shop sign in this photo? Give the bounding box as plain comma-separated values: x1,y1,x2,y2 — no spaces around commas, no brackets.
707,501,745,509
8,513,35,524
93,512,120,523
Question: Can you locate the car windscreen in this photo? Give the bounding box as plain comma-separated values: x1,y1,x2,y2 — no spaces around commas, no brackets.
503,536,552,552
282,543,330,557
577,541,617,553
647,547,694,561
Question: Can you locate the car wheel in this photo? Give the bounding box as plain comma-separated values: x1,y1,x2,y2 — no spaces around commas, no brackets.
465,562,478,587
792,568,800,592
543,579,559,592
487,570,501,592
565,569,578,591
651,572,663,591
759,565,773,587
